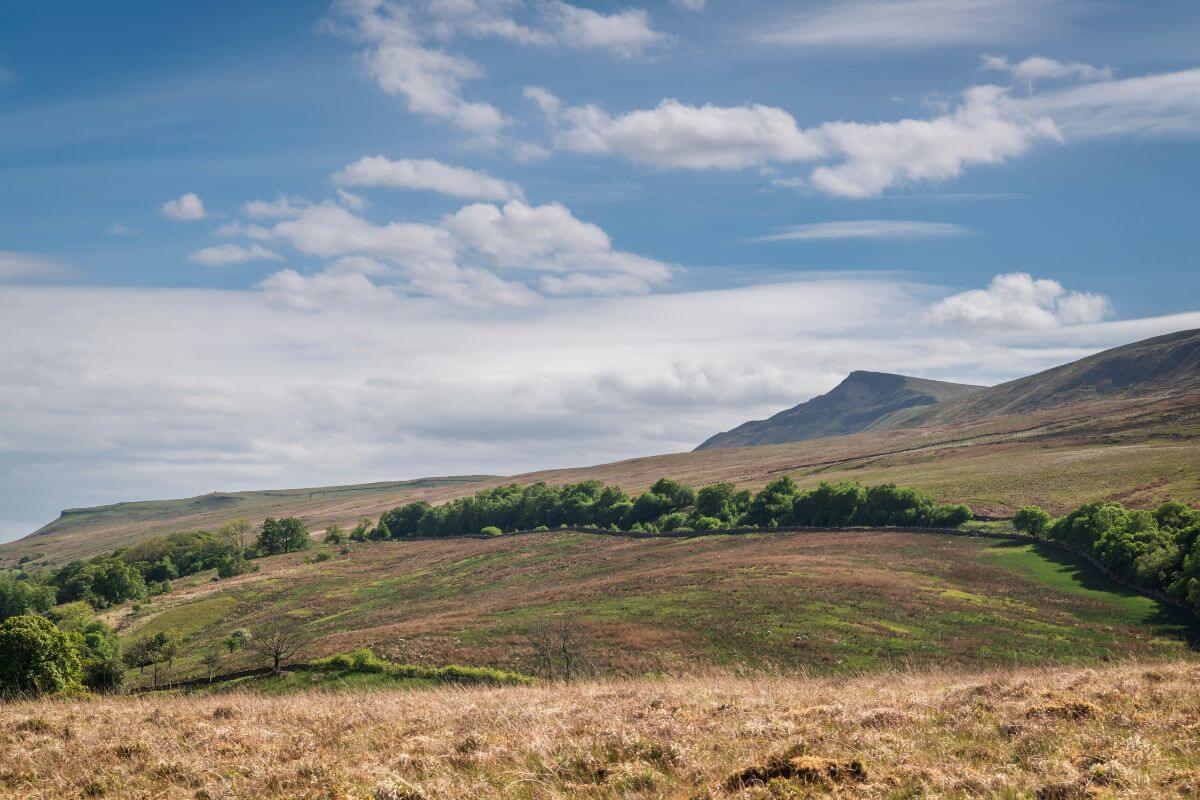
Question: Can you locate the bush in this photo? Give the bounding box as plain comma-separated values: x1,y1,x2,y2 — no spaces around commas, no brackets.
0,574,56,623
930,504,973,528
0,615,83,697
1013,506,1051,537
480,526,503,537
257,517,310,555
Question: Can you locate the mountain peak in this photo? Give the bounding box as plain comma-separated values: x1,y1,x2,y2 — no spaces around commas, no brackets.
695,371,984,451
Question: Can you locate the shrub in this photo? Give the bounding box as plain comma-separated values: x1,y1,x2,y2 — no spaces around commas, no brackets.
0,615,83,696
257,517,310,555
480,526,503,537
1013,506,1051,537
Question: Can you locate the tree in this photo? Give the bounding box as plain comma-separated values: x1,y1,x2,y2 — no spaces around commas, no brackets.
527,617,588,681
201,650,223,683
55,557,147,608
0,574,56,622
350,517,373,542
51,602,125,692
257,517,310,555
249,618,306,674
0,614,83,697
218,518,254,552
224,627,252,654
323,523,346,545
1013,506,1051,537
125,630,180,688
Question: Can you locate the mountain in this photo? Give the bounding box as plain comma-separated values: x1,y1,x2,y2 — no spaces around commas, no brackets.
695,371,985,451
915,327,1200,425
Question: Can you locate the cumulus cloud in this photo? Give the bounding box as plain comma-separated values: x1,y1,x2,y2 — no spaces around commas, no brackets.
754,0,1076,48
924,272,1112,329
334,156,524,201
161,192,206,221
228,194,673,307
3,275,1192,538
189,243,283,266
553,86,1059,196
324,0,667,136
557,98,826,169
982,54,1113,85
756,220,970,242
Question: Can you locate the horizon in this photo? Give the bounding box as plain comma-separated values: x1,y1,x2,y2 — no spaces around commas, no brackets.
3,0,1200,539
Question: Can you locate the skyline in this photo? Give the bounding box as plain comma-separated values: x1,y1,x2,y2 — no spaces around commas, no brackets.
2,0,1200,539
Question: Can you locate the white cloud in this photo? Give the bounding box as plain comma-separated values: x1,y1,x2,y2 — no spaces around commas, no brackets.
0,252,70,282
214,221,274,240
982,54,1112,84
244,195,308,219
924,272,1112,329
443,200,674,286
336,188,368,210
324,0,667,137
757,220,970,242
3,276,1192,538
161,192,206,221
523,85,563,119
543,2,667,58
1016,67,1200,138
259,196,671,305
808,85,1061,198
755,0,1078,48
334,156,524,201
555,86,1059,196
107,223,136,236
189,243,283,266
673,0,705,10
557,99,826,169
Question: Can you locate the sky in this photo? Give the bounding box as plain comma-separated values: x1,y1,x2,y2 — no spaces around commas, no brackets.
1,0,1199,540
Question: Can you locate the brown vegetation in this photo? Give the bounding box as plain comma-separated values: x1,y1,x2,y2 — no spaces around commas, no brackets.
4,659,1200,798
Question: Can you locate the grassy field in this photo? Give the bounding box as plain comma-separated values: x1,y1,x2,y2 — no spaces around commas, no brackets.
4,393,1197,566
6,658,1200,799
106,528,1197,686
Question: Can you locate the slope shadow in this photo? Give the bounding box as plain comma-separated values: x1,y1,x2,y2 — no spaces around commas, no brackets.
989,538,1200,646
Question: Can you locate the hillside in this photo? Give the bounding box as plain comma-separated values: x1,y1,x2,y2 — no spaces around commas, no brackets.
917,327,1200,425
3,392,1198,566
6,659,1199,799
696,371,983,450
105,528,1195,684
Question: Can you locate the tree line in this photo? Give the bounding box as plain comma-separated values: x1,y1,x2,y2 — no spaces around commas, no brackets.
370,478,975,539
1014,500,1200,613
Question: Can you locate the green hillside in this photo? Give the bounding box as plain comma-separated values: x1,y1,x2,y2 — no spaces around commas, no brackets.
108,528,1196,686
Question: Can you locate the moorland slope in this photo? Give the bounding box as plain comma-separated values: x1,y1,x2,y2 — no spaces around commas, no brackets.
104,527,1196,684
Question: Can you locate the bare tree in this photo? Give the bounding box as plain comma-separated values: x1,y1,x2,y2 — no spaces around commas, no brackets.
249,618,307,674
218,518,253,551
526,617,589,681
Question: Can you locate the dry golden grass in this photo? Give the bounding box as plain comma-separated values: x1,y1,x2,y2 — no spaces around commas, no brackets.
4,659,1200,798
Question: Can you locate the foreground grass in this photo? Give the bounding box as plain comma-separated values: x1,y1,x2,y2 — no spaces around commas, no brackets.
5,659,1200,798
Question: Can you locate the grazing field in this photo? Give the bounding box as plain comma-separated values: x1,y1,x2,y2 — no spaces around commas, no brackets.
4,394,1198,565
5,659,1200,799
108,529,1196,684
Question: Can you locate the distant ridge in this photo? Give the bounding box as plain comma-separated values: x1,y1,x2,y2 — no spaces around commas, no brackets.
697,327,1200,451
695,371,984,451
914,327,1200,425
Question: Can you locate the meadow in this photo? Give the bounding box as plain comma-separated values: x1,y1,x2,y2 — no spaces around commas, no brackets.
108,528,1196,684
5,658,1200,798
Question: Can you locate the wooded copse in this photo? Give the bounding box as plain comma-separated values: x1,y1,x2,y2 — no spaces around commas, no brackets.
370,478,975,539
1015,499,1200,614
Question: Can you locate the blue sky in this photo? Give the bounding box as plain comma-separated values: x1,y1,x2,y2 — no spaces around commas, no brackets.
1,0,1199,538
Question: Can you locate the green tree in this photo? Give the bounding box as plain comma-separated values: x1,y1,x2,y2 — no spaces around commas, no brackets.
1013,506,1051,537
257,517,310,555
350,517,373,542
201,650,223,683
224,627,252,654
323,523,346,545
125,630,180,688
0,614,83,696
0,574,56,622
